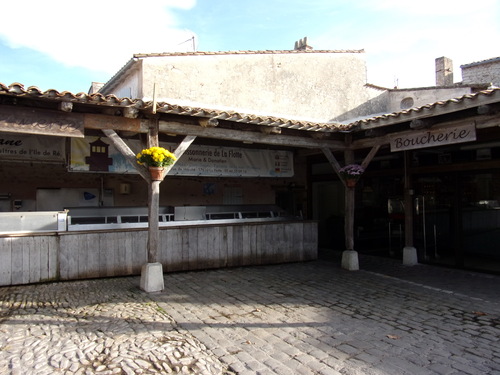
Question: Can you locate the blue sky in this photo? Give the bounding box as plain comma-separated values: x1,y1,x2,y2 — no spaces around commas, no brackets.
0,0,498,94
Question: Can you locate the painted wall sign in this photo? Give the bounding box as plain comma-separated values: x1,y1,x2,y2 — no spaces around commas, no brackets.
0,132,65,162
390,122,476,152
70,137,294,177
0,106,84,137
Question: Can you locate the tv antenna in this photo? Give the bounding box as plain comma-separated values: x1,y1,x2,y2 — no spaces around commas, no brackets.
178,36,196,52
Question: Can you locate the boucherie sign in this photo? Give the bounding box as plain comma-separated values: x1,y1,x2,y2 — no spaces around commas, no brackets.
390,122,476,152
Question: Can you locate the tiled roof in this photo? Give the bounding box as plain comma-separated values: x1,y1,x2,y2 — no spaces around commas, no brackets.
2,83,500,135
0,82,348,132
351,88,500,129
460,56,500,69
133,49,365,58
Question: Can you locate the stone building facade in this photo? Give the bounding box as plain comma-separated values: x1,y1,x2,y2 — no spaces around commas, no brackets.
98,41,385,123
461,56,500,87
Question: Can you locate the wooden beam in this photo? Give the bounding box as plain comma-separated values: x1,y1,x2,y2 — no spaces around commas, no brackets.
159,121,346,150
475,114,500,129
85,113,141,132
321,147,343,182
148,119,159,148
101,128,150,181
410,118,435,129
0,106,84,138
350,135,391,150
162,135,197,176
360,145,381,170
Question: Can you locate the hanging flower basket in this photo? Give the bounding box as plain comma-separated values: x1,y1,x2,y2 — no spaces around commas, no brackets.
136,147,177,181
148,166,165,181
339,164,364,188
346,178,357,188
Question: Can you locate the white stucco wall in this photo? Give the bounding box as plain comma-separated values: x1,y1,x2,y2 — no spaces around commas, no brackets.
386,87,473,112
128,52,381,121
109,62,143,99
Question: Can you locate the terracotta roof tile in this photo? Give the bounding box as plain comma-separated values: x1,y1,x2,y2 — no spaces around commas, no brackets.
3,83,499,135
133,49,365,58
0,82,349,132
351,88,500,128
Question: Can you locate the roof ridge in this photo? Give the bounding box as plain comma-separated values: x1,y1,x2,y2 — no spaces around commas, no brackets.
350,87,500,127
133,49,365,58
460,56,500,68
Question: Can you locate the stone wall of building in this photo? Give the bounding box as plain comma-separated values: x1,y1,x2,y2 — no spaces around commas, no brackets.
106,51,386,122
461,57,500,87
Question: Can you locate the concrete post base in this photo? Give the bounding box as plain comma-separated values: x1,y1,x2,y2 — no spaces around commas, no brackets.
403,246,418,266
341,250,359,271
140,262,164,293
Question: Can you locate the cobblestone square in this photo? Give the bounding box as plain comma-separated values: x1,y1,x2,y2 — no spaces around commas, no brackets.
1,253,499,374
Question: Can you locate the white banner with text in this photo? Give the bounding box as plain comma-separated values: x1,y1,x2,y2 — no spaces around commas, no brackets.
0,132,65,162
70,137,293,177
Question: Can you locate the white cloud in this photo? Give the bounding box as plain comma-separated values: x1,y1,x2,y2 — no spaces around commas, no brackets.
314,0,499,88
0,0,197,74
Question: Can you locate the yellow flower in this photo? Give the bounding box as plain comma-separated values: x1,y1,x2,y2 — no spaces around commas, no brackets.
136,146,177,167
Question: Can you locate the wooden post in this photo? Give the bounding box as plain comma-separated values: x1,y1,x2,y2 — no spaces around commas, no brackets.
322,143,380,271
147,181,161,263
343,146,355,244
147,118,160,264
139,118,165,292
146,133,196,262
341,146,358,270
101,125,196,291
345,186,355,251
404,151,413,248
403,151,418,265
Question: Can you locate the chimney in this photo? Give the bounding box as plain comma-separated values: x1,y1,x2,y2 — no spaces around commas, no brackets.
294,37,313,51
88,82,105,94
435,57,454,86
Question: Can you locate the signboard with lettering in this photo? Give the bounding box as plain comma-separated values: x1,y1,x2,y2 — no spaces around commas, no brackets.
0,106,84,138
70,137,294,177
0,132,65,162
390,122,476,152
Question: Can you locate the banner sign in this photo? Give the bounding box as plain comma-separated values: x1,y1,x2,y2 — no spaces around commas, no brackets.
0,132,65,162
0,106,84,138
390,122,476,152
70,137,294,177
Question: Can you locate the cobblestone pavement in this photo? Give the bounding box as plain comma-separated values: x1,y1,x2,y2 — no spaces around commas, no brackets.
0,278,232,374
1,254,500,375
